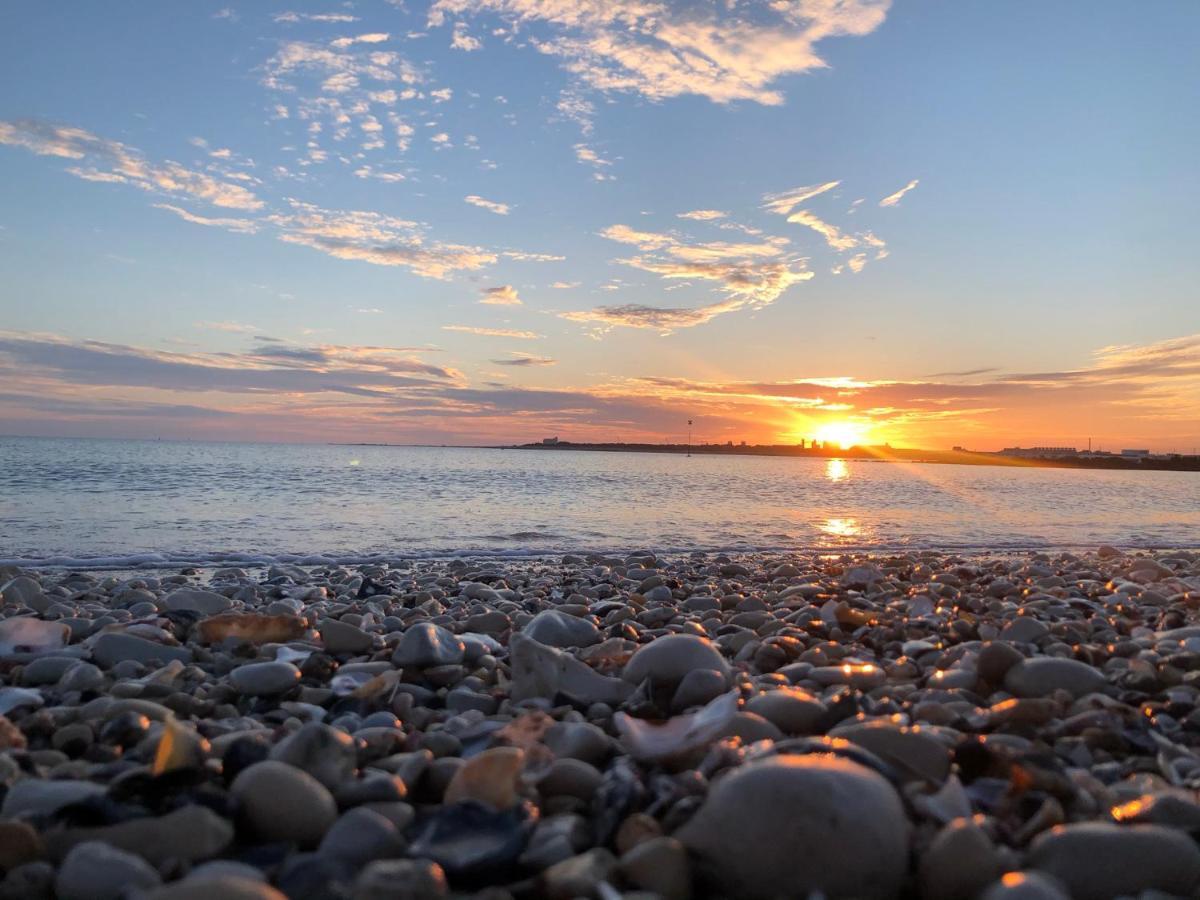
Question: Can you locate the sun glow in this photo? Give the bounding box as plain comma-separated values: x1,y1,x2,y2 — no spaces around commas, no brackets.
814,420,870,449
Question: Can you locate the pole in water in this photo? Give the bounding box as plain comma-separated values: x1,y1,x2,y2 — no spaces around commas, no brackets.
687,419,692,457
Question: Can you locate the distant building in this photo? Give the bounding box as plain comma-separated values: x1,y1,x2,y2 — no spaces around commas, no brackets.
1120,449,1150,458
1000,446,1078,459
542,437,559,445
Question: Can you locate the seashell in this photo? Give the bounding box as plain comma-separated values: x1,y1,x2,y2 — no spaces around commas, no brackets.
0,617,69,658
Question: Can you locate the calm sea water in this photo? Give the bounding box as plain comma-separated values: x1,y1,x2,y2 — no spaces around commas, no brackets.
0,437,1196,568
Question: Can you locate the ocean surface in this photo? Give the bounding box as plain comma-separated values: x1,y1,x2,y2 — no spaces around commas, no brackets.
0,436,1197,568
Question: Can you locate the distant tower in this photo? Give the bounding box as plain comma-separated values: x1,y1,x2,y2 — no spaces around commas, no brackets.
687,419,693,457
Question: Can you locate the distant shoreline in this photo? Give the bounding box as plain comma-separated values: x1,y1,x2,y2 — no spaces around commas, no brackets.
493,442,1200,472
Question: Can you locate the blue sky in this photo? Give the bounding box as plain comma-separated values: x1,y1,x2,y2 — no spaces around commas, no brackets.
1,1,1198,449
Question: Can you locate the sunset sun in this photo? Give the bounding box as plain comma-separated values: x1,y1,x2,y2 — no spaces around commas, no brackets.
814,421,871,449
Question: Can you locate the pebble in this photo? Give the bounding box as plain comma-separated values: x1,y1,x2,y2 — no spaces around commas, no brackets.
392,623,464,668
0,549,1197,899
55,841,161,900
1003,657,1108,698
230,761,338,846
678,755,910,900
1027,822,1200,900
229,660,301,695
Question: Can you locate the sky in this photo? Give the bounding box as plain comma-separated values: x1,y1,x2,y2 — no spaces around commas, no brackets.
1,1,1198,451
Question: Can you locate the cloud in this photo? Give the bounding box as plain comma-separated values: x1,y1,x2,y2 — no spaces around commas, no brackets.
762,181,841,215
677,209,726,221
2,331,1196,449
551,281,580,289
480,285,522,305
0,119,263,210
267,200,497,279
330,33,391,49
442,325,542,339
275,12,360,24
573,221,812,332
0,331,460,401
879,178,919,207
491,353,557,366
427,0,890,106
154,203,259,234
464,194,510,215
451,27,482,51
196,321,258,334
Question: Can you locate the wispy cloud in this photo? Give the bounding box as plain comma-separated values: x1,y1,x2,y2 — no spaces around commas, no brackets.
427,0,890,106
154,203,259,234
274,12,360,24
479,285,521,305
677,209,726,221
442,325,542,339
879,178,919,207
491,353,557,366
762,181,841,216
464,194,510,215
0,119,263,210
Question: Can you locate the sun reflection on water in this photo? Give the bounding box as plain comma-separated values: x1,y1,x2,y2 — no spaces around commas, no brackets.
820,517,861,538
825,458,849,482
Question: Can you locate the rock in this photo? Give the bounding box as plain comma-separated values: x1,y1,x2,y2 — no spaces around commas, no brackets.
919,818,1004,900
0,821,43,871
45,804,233,867
443,747,524,810
165,588,233,615
391,623,464,668
91,633,190,668
979,872,1071,900
509,633,632,706
1004,658,1107,698
999,617,1049,643
1028,823,1200,900
543,849,616,900
677,755,910,900
408,801,535,878
351,859,447,900
58,661,104,692
230,761,338,847
55,841,161,900
1,779,106,818
977,642,1025,684
318,807,405,867
542,721,612,765
1,577,44,609
196,614,305,645
270,722,358,789
622,634,729,689
746,688,826,734
319,618,374,655
146,877,286,900
537,758,602,802
670,668,729,711
229,661,301,696
0,618,69,658
520,814,591,870
618,836,690,900
829,721,951,784
523,610,600,648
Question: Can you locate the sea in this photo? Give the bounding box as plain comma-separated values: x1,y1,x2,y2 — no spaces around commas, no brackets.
1,436,1197,569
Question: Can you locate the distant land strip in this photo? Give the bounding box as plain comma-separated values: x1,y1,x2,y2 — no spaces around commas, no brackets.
501,442,1200,472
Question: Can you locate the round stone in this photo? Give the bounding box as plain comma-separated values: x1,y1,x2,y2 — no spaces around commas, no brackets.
1028,823,1200,900
746,688,826,734
677,755,910,900
270,722,357,790
230,761,338,847
229,661,301,696
622,634,729,688
1003,658,1106,698
522,610,600,648
56,841,162,900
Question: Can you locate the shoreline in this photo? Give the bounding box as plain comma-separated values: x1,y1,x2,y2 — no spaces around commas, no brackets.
2,548,1200,897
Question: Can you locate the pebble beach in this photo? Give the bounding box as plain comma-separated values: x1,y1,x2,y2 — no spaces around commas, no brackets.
2,547,1200,900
